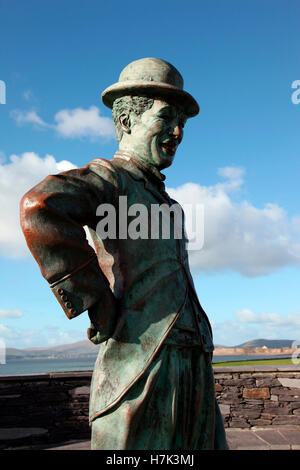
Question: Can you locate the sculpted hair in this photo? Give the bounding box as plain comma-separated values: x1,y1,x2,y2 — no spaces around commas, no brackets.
112,95,154,144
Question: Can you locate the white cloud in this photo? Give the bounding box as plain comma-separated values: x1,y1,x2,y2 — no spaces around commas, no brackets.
1,158,300,278
234,309,300,327
0,152,76,258
234,308,258,323
217,166,245,192
167,167,300,277
0,323,85,348
0,309,22,319
54,106,114,139
10,109,50,128
10,106,115,141
23,89,33,101
212,309,300,346
0,151,6,164
0,324,13,338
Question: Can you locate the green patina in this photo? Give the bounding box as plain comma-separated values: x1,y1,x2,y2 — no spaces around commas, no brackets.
20,58,228,450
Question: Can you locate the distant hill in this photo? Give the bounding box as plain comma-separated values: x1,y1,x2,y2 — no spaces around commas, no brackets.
5,338,296,360
234,338,295,348
6,340,99,359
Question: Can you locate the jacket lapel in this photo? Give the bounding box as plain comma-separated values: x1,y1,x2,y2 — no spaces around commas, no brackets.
111,154,171,205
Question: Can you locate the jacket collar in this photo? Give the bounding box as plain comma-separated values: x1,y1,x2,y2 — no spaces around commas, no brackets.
111,151,172,205
112,150,165,183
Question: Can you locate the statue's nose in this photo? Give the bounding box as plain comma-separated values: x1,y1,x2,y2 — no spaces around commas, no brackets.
172,125,183,142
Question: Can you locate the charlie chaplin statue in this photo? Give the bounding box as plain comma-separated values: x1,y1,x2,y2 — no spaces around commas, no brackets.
20,58,228,450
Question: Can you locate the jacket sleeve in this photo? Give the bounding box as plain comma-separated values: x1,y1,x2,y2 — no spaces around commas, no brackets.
20,158,120,319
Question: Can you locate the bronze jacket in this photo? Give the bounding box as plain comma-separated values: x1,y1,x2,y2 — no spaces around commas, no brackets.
20,153,214,422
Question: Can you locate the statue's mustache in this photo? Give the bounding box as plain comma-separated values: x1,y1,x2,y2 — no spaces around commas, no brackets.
161,136,182,146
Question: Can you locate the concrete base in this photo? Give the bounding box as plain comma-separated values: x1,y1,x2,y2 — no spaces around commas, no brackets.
226,425,300,450
26,425,300,450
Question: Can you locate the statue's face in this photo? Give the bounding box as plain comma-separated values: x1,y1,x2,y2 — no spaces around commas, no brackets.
129,99,187,170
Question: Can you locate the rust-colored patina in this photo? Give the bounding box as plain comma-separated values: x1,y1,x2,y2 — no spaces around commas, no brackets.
20,58,228,450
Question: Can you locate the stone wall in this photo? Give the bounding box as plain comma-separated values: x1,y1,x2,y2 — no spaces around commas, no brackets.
0,365,300,449
0,371,92,449
215,366,300,428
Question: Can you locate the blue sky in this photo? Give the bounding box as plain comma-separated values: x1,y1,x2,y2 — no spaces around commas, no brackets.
0,0,299,348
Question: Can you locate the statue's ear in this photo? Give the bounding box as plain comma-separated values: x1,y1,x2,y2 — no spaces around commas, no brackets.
119,113,131,134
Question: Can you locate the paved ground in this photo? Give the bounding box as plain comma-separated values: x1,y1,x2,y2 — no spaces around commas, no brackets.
41,426,300,450
226,426,300,450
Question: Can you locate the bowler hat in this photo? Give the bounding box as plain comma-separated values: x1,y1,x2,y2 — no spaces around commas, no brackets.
101,58,199,117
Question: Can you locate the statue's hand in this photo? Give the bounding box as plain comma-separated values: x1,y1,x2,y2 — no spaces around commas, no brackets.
87,288,119,344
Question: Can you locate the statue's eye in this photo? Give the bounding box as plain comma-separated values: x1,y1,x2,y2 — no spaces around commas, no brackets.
160,113,171,121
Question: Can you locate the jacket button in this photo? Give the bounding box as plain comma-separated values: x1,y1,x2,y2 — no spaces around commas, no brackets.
66,302,72,308
70,308,77,316
61,295,68,301
57,288,64,295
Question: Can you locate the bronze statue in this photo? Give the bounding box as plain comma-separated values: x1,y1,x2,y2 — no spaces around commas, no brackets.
20,58,228,450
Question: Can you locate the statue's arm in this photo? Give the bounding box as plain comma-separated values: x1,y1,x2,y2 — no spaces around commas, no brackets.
20,161,119,336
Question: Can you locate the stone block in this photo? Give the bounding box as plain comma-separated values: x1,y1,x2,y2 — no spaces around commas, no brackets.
229,417,250,428
278,378,300,389
253,373,277,377
249,419,272,426
244,399,263,404
288,402,300,409
219,404,230,415
256,377,280,387
278,396,300,402
234,403,262,410
0,427,48,441
215,383,223,392
213,374,233,380
252,372,277,377
72,395,90,402
271,386,300,395
220,391,241,399
233,410,260,419
238,374,254,378
36,392,69,403
272,415,300,425
218,396,241,405
0,394,22,399
276,373,300,378
222,386,240,392
243,388,270,399
70,386,90,395
223,378,255,387
264,406,289,415
261,413,276,419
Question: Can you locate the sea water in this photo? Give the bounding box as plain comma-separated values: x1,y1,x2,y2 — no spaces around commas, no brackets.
0,354,292,376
